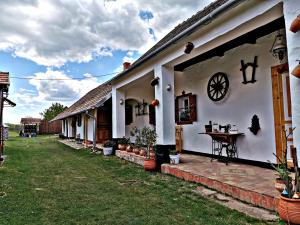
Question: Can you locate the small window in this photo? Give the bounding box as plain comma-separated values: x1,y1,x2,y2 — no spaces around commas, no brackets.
175,92,197,125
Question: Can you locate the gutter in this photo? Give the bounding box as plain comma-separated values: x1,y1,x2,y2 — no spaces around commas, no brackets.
112,0,246,81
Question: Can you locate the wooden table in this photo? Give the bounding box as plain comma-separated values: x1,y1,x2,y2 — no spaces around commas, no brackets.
199,132,244,163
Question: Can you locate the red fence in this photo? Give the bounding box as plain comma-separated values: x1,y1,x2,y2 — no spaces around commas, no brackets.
39,120,62,134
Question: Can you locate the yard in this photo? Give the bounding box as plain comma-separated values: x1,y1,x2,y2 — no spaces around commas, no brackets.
0,133,281,225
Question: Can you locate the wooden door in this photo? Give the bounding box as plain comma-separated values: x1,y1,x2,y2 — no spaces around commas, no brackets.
271,64,293,163
96,106,112,143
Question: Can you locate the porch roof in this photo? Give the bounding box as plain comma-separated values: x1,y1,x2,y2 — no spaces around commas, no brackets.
51,83,112,121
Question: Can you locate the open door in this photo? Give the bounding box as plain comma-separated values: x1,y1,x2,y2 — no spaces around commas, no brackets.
96,100,112,143
271,64,294,164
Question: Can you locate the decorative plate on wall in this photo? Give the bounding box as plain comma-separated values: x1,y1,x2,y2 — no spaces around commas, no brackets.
207,72,229,101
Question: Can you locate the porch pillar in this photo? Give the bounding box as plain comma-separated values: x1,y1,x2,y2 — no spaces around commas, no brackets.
112,87,125,138
154,65,175,147
284,0,300,164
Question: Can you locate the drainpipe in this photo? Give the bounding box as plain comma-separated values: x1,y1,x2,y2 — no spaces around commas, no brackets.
85,110,96,151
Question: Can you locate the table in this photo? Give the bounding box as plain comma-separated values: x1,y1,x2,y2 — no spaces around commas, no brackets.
199,132,244,163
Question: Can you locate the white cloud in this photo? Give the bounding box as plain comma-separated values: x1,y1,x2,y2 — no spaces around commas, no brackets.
0,0,213,67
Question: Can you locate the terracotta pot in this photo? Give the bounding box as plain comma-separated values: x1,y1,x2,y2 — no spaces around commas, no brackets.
151,99,159,107
133,148,140,155
144,159,156,171
278,195,300,224
290,15,300,33
275,178,286,193
149,151,155,159
139,149,145,156
126,145,133,152
292,64,300,78
118,144,126,151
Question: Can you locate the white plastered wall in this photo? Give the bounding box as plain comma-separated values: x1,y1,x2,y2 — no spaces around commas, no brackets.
123,75,155,138
76,114,84,139
175,32,281,163
283,0,300,164
67,117,74,138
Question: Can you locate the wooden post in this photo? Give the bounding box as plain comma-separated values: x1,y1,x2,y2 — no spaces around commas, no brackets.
291,147,300,192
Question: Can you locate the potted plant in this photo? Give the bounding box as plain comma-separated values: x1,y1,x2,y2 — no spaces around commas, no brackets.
103,140,114,156
118,137,129,151
272,128,300,224
180,110,190,121
126,143,133,153
130,127,143,155
169,149,180,164
140,127,157,171
0,157,4,167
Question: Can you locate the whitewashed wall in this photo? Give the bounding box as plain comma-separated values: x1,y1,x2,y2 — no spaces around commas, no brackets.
67,117,74,138
87,110,96,141
124,76,155,138
175,32,281,163
283,0,300,164
76,114,84,139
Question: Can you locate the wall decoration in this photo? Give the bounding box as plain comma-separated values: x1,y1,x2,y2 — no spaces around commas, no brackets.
207,72,229,102
135,100,148,116
240,56,258,84
249,114,260,135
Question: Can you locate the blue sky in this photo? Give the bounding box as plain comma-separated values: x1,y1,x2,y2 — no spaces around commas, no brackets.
1,0,213,124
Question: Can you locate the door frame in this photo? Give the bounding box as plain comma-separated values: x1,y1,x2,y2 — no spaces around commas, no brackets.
271,63,289,163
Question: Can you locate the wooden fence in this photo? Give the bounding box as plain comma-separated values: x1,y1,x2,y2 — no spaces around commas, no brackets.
39,120,62,134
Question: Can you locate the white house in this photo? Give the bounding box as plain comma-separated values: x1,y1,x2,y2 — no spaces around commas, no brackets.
52,83,112,146
110,0,300,165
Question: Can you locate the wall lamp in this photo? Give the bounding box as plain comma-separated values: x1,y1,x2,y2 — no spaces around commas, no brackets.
290,15,300,33
270,31,287,62
119,98,124,105
166,84,172,91
292,60,300,78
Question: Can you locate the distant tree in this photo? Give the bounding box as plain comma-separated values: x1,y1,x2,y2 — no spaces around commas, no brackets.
41,103,67,121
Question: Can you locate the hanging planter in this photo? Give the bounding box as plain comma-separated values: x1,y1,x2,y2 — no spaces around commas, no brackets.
151,99,159,107
292,61,300,78
150,77,159,86
290,15,300,33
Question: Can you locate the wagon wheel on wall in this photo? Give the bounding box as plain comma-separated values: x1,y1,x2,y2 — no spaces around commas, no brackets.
207,72,229,102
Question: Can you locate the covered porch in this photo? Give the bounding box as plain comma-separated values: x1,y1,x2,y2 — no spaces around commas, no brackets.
161,154,279,211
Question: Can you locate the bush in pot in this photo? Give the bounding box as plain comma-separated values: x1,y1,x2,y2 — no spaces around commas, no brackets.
140,127,157,171
272,128,300,224
103,140,115,156
118,137,129,151
169,149,180,165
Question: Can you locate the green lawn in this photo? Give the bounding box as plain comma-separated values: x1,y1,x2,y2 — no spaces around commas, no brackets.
0,133,281,225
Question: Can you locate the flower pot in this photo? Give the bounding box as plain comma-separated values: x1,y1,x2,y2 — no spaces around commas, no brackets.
103,147,113,156
292,64,300,79
151,99,159,107
290,15,300,33
278,195,300,224
275,178,286,193
170,154,180,164
118,144,126,151
126,145,133,152
149,151,155,159
133,148,140,155
139,149,145,156
144,159,156,171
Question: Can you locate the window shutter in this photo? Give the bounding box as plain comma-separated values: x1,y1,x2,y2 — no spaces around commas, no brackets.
189,94,197,122
175,97,179,123
125,105,133,125
149,105,156,125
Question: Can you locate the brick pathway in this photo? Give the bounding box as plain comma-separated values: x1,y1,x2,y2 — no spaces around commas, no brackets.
161,154,280,211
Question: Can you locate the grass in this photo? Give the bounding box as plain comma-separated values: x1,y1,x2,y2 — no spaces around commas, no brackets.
0,133,281,225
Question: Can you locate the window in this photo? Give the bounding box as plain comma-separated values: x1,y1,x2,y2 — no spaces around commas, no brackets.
175,92,197,125
125,104,133,125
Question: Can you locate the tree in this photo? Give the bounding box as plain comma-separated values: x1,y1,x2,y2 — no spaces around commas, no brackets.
41,103,67,121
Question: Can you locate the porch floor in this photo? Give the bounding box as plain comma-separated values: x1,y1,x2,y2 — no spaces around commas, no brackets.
161,154,279,211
